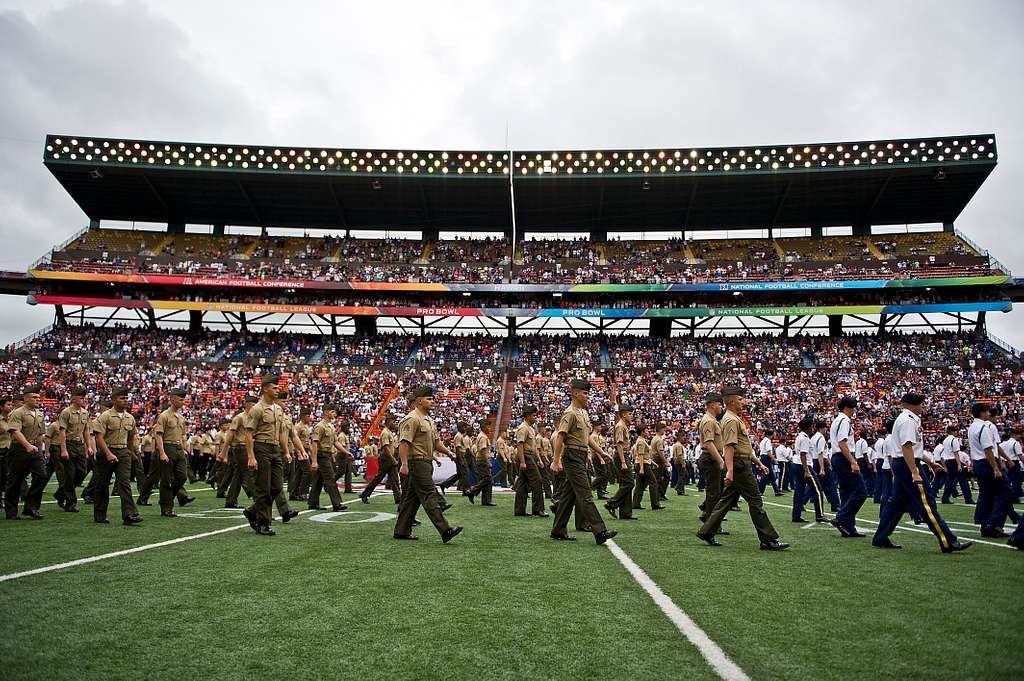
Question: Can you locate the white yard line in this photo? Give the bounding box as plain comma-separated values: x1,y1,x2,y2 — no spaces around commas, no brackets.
0,494,389,583
605,539,750,681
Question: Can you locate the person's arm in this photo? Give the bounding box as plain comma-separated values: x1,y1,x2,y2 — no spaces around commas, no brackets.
587,433,607,460
245,420,256,469
551,430,565,473
129,425,140,458
839,422,858,472
10,416,37,454
723,443,735,485
984,442,1002,478
517,438,526,470
901,435,921,483
290,428,307,459
398,440,410,476
801,448,812,478
96,430,116,462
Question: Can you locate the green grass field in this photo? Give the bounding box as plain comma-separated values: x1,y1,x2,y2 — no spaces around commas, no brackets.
1,477,1021,681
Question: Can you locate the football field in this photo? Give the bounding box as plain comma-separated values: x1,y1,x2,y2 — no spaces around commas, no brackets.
1,478,1021,681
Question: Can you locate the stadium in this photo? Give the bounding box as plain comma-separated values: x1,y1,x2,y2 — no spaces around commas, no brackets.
0,127,1022,681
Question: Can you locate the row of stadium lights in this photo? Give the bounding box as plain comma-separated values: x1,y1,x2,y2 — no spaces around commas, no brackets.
47,137,995,175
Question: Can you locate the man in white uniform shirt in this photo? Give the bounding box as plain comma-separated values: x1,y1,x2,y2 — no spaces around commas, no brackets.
811,420,837,513
791,416,824,523
871,393,971,553
871,430,887,504
968,402,1014,537
829,397,868,538
757,430,782,496
1001,428,1022,504
854,430,874,498
939,426,972,504
776,440,793,493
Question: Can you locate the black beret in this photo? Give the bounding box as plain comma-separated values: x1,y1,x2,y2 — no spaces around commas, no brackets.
22,384,41,395
411,385,434,399
798,416,815,430
244,394,259,404
523,405,538,416
837,396,858,410
70,387,87,397
261,375,278,388
111,386,129,398
169,388,187,398
617,403,635,414
324,403,339,413
901,392,925,406
570,378,591,391
721,385,746,398
705,392,723,404
218,418,230,426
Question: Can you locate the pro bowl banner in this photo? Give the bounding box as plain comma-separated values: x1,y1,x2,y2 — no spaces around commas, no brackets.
29,269,1011,293
29,295,1013,318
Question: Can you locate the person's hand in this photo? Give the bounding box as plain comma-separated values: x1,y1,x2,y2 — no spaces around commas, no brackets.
537,459,545,469
216,453,227,464
60,450,69,460
160,452,169,463
804,472,812,481
520,462,527,471
725,469,734,486
399,463,409,477
550,460,563,475
247,456,257,470
911,468,923,483
718,459,725,471
311,460,319,471
86,448,95,461
106,451,118,463
994,468,1003,479
284,453,292,465
620,460,628,471
851,461,860,474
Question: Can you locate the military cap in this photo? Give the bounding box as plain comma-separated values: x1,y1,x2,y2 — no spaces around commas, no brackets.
324,403,339,414
70,387,87,397
721,385,746,398
261,375,279,388
411,385,434,399
22,384,41,395
244,394,259,404
617,403,635,414
570,378,591,391
218,418,230,426
111,386,129,398
798,415,815,430
705,392,723,404
169,388,187,398
100,400,113,409
523,405,538,416
901,392,925,406
837,396,858,410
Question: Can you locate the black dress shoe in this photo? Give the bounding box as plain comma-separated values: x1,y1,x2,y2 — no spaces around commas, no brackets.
242,508,257,530
595,530,618,545
359,495,369,504
981,525,1008,538
281,510,299,523
760,540,790,551
441,526,463,544
815,516,828,523
634,506,646,510
137,501,152,506
22,509,43,520
466,491,477,504
597,494,609,500
872,539,902,549
94,518,109,524
532,512,550,518
1007,537,1023,550
830,519,853,538
652,505,666,510
698,502,706,511
161,511,178,518
550,533,576,541
412,519,421,526
393,533,418,540
180,497,196,506
255,525,276,536
225,503,241,509
215,492,226,498
941,540,973,553
331,505,347,512
123,515,143,526
716,529,730,536
696,531,721,546
82,495,94,504
845,530,867,538
514,512,529,517
604,502,617,519
792,517,807,523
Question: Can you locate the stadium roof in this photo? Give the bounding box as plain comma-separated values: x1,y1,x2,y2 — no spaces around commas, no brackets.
43,133,997,233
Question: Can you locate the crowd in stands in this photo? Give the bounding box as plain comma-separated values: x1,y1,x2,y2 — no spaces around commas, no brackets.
431,238,509,263
11,325,223,361
513,334,601,368
517,238,597,263
409,333,505,365
605,336,703,368
801,331,1005,368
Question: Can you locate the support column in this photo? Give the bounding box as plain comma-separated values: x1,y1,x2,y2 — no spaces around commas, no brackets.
146,308,157,330
422,227,439,243
189,310,203,333
590,227,607,243
649,317,671,339
213,224,225,236
975,311,986,335
943,221,955,233
852,223,870,237
811,225,823,239
828,314,843,338
168,222,185,234
781,315,790,338
354,316,377,336
55,305,66,327
877,313,888,337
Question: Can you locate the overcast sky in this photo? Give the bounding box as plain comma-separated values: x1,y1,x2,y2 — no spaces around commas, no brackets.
0,0,1021,345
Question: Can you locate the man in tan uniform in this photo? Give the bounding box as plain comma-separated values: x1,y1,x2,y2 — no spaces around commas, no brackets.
698,393,725,524
632,422,664,511
219,395,257,508
242,376,289,535
5,384,48,520
538,425,554,499
697,386,787,550
210,419,230,491
604,404,636,521
272,390,301,523
93,386,143,525
513,405,548,517
465,420,497,506
153,388,192,518
336,422,355,494
672,430,688,496
288,409,313,501
590,422,612,500
308,404,347,512
0,395,14,509
440,422,468,494
652,422,671,501
53,387,93,513
361,414,403,504
393,385,462,543
550,378,617,544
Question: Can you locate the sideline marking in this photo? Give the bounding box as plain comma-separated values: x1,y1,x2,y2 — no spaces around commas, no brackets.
0,494,390,583
605,539,750,681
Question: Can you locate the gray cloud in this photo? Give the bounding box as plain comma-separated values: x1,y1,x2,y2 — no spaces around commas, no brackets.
0,0,1022,345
